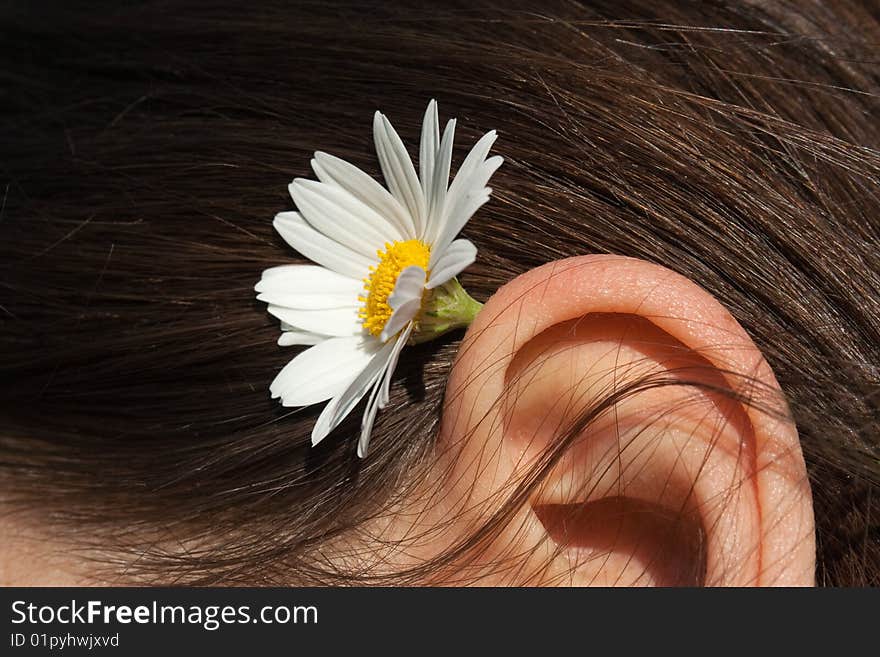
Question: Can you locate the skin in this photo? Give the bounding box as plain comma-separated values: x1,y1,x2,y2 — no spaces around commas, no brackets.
0,256,816,586
0,511,88,585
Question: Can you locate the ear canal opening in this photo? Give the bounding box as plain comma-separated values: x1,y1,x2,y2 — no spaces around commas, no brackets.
533,497,707,587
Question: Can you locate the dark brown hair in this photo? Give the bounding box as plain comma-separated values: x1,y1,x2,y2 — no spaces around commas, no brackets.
1,0,878,585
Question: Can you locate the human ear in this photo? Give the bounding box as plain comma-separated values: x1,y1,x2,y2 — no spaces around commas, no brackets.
424,255,815,586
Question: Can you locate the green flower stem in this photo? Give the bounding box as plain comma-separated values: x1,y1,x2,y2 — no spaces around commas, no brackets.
411,277,483,344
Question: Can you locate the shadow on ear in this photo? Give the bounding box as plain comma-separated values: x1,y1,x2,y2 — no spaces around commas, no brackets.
419,255,815,586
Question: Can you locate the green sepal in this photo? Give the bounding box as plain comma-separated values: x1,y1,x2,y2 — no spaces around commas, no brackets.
410,277,482,345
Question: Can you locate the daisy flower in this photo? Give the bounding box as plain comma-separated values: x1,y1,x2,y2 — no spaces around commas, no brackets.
256,100,502,457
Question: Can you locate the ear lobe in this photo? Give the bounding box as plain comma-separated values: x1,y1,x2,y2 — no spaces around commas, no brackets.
437,255,815,586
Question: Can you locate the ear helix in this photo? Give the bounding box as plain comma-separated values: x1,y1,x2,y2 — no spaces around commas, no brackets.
436,256,815,586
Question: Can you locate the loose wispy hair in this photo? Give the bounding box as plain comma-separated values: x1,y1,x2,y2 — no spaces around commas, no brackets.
0,0,878,585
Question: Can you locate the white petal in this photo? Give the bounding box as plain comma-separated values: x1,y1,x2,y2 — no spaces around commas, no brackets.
358,376,384,459
419,100,440,206
373,111,425,238
380,299,419,344
428,127,501,263
359,324,413,458
379,265,425,342
259,291,356,310
257,265,360,295
259,263,358,287
311,340,396,446
268,304,362,337
448,155,502,220
256,264,363,309
273,211,373,279
289,178,403,252
426,239,477,289
378,324,412,410
424,118,455,242
430,155,502,266
270,336,379,407
387,265,426,309
312,151,416,237
278,330,325,346
450,131,498,195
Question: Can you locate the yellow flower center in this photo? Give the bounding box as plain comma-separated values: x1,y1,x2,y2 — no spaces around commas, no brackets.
358,239,431,337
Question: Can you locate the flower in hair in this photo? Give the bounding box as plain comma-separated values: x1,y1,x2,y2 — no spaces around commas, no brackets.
256,100,502,457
